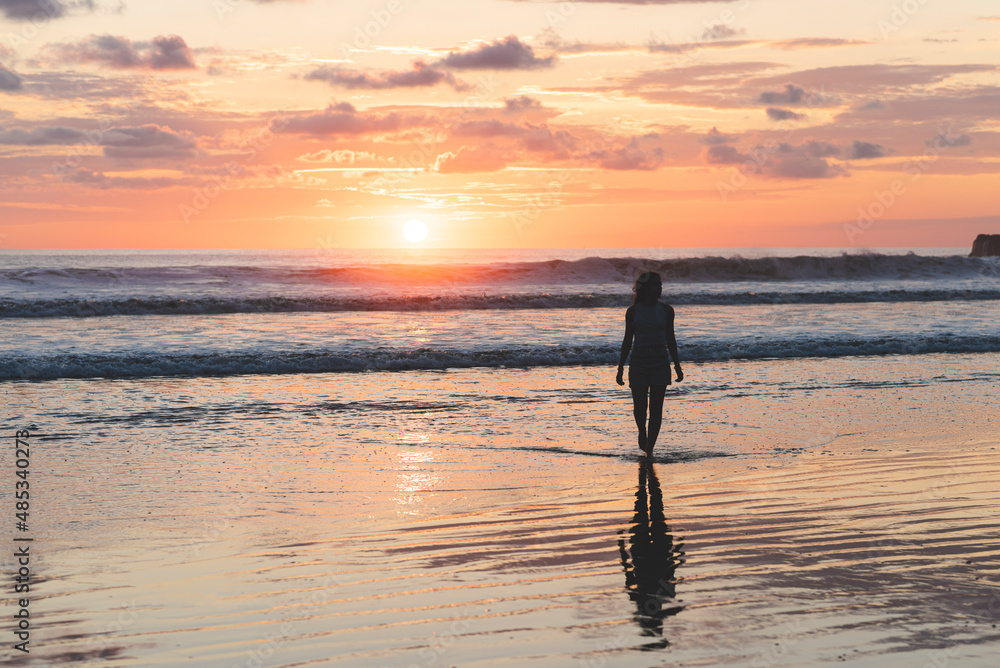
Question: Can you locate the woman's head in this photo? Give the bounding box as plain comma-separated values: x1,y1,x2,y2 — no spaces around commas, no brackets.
633,271,662,304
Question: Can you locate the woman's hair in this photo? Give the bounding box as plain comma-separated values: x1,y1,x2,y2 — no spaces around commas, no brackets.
633,271,662,304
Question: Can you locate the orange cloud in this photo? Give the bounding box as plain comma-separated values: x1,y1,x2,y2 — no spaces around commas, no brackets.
434,146,509,173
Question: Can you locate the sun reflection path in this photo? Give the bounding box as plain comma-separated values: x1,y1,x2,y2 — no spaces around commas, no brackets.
391,443,439,513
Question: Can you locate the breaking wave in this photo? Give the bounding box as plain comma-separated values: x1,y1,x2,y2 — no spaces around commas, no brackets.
4,333,999,380
4,287,1000,318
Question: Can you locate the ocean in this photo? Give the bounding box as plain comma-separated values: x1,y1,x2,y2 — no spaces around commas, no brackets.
3,247,999,380
3,248,1000,667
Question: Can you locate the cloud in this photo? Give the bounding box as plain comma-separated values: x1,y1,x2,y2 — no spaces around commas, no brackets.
769,142,846,178
199,48,299,77
588,61,783,109
766,107,806,121
769,38,872,49
700,127,736,145
47,34,197,71
846,140,886,159
752,64,996,97
706,140,846,179
701,24,745,41
754,83,841,109
560,62,991,119
273,101,425,136
804,141,839,158
0,123,196,158
0,125,86,144
434,146,508,173
451,119,517,137
59,167,101,183
928,132,971,148
538,28,631,54
143,35,197,70
769,152,845,179
303,60,470,91
504,95,544,113
296,149,379,163
100,124,197,158
705,143,750,165
857,99,887,111
648,37,758,54
11,70,178,102
0,63,23,90
437,35,556,70
835,85,1000,125
756,83,807,105
625,62,781,89
0,0,88,21
64,167,185,189
452,119,578,156
590,140,664,170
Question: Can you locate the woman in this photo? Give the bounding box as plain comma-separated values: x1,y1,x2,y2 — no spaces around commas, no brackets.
616,272,683,458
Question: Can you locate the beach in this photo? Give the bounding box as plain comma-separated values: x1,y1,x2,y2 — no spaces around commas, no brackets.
2,248,1000,666
5,353,1000,667
5,0,1000,660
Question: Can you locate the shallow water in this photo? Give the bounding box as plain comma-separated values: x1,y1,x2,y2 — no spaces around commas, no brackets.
4,353,1000,666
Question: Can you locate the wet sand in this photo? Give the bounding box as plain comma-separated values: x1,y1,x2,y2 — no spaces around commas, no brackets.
5,355,1000,667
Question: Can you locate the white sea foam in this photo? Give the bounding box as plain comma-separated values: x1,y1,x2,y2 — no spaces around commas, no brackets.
3,287,1000,318
3,332,999,380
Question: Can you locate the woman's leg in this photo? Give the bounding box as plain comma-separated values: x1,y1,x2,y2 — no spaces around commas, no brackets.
630,383,649,451
646,385,667,454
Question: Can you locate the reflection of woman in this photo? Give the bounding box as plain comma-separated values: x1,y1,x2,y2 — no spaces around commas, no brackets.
617,462,684,641
616,272,682,458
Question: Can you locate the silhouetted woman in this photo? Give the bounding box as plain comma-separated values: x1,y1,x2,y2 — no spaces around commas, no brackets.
616,272,682,458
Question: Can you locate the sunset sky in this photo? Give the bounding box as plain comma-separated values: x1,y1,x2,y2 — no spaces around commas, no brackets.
1,0,998,248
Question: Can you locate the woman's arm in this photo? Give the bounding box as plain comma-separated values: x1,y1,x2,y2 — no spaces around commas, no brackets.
665,304,683,382
616,307,634,385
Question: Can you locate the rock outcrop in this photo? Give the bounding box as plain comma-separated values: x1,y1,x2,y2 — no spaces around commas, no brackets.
970,234,1000,257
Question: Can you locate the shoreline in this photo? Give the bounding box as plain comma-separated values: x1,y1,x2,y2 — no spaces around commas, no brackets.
5,355,1000,666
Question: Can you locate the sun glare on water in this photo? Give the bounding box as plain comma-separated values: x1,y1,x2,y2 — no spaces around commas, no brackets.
402,219,428,243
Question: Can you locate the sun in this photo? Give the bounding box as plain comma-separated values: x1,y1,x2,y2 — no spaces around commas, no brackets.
402,219,428,243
